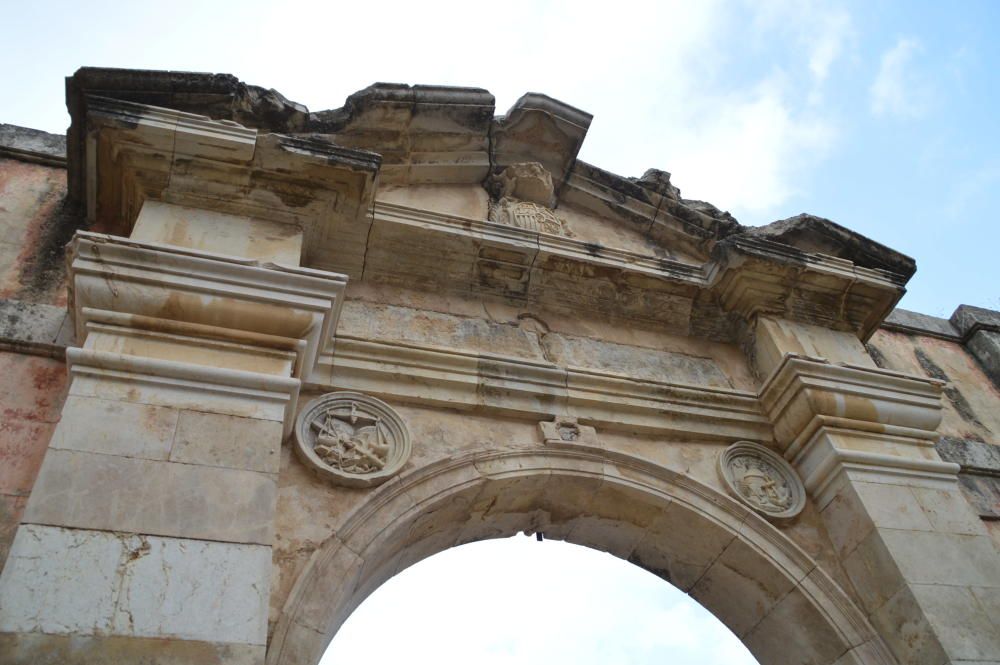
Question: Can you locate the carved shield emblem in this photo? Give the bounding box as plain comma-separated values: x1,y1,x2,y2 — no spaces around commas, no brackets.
294,392,411,487
718,441,805,519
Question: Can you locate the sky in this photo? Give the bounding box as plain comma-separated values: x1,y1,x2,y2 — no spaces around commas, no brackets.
1,1,997,662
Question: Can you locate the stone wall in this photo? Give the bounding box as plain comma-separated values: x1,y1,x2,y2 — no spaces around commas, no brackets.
0,351,67,569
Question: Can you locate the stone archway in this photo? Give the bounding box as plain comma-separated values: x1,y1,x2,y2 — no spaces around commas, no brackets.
269,447,894,665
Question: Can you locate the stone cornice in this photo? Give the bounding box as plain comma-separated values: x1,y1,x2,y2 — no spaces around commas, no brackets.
60,68,919,340
73,96,380,271
67,232,347,380
360,202,907,339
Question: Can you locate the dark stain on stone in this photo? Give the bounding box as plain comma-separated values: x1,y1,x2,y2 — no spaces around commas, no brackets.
627,551,673,584
914,348,986,429
15,196,84,301
865,343,889,369
583,242,602,256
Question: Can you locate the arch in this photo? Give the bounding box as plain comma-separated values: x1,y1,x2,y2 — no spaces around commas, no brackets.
268,447,895,665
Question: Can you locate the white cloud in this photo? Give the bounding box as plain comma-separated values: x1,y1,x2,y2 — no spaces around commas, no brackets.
871,37,926,117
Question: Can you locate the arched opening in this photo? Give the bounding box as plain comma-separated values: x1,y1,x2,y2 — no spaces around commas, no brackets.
269,448,894,665
324,537,760,664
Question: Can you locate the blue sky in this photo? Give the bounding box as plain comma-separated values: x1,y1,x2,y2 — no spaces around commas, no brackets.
1,2,997,662
2,1,997,315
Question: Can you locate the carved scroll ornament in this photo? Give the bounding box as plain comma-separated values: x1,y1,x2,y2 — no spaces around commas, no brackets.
294,392,411,487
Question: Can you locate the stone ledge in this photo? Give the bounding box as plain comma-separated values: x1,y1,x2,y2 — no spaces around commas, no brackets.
0,124,66,167
881,308,961,341
0,300,72,358
937,437,1000,476
936,437,1000,519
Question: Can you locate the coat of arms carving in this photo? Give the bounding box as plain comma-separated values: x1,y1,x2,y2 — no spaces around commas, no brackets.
294,392,411,487
718,441,805,519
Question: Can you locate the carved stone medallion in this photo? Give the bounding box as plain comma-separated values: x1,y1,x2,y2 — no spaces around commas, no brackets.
294,392,411,488
718,441,805,519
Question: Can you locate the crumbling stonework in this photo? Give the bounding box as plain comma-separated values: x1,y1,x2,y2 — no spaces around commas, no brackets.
0,67,998,665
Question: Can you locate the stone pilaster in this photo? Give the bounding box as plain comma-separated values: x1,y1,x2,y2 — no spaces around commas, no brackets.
0,95,368,662
757,318,1000,665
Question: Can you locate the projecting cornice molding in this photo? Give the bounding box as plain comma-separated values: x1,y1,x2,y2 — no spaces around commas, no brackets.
73,95,380,272
67,231,347,384
63,67,919,339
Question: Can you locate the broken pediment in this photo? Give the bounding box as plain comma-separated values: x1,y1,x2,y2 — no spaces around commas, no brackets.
742,213,916,280
63,67,919,340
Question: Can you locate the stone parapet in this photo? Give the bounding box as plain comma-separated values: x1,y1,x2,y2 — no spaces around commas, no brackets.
951,304,1000,389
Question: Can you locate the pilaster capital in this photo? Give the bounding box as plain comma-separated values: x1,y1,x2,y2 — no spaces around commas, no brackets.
758,354,959,506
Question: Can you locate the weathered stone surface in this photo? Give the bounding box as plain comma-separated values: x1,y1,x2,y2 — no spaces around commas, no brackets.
171,410,282,473
883,307,960,339
24,449,277,544
0,524,270,645
131,200,305,266
0,158,77,303
0,524,123,634
867,330,1000,441
0,299,67,352
0,124,66,164
0,494,26,570
744,212,916,280
0,418,55,496
0,351,66,423
0,633,265,665
50,395,178,461
952,304,1000,389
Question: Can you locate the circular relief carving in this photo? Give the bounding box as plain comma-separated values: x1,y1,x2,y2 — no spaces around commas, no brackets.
294,392,411,488
718,441,805,519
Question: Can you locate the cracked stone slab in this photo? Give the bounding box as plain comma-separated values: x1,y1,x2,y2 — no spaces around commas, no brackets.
0,524,270,646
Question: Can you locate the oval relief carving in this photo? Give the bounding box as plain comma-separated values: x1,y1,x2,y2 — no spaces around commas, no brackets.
294,392,411,488
718,441,805,519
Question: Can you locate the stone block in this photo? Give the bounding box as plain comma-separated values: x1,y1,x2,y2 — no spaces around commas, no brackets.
868,583,947,665
689,537,798,638
50,395,178,461
67,370,288,424
24,449,277,545
628,500,737,592
116,533,271,645
0,417,54,495
879,529,1000,588
910,583,1000,661
0,351,66,423
0,633,265,665
841,528,905,612
0,494,27,570
910,484,987,535
131,200,304,266
170,410,282,473
0,524,123,634
0,524,270,646
742,582,852,665
0,300,67,347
